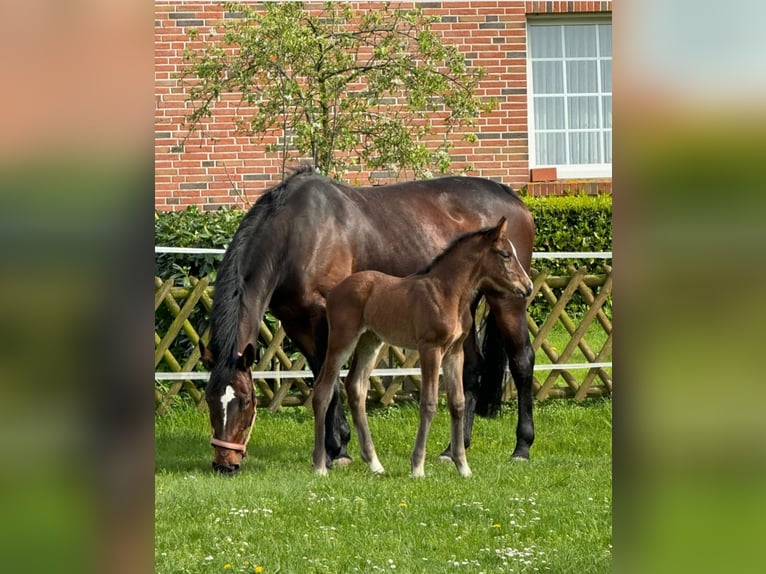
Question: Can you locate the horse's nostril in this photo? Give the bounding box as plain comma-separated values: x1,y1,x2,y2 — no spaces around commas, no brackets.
515,283,533,299
522,281,533,297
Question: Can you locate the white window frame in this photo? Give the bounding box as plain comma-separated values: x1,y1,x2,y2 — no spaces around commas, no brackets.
526,16,612,179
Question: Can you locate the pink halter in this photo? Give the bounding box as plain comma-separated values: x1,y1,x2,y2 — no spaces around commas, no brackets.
210,393,257,456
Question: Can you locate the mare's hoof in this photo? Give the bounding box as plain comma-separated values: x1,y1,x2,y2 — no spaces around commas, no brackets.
511,446,530,461
333,456,353,467
438,446,453,463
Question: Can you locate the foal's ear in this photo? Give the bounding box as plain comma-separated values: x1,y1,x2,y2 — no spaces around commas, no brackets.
199,340,215,369
490,216,508,240
236,343,256,371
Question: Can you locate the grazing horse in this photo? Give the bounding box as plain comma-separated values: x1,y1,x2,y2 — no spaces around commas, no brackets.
199,166,535,474
312,218,533,477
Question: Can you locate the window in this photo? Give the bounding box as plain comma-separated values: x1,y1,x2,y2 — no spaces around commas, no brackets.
527,19,612,178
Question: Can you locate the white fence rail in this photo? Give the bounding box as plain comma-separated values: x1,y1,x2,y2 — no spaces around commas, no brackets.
154,363,613,382
155,246,612,259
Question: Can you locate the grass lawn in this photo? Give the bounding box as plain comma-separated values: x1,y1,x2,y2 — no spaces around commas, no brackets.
156,398,611,573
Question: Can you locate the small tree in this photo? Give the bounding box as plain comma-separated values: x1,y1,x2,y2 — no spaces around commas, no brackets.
182,1,494,180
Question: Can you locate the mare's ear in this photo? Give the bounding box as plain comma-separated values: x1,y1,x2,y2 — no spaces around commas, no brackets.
489,216,508,241
237,343,256,371
199,340,215,370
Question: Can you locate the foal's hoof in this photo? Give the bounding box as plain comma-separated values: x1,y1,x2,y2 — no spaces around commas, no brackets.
438,446,453,463
314,466,328,477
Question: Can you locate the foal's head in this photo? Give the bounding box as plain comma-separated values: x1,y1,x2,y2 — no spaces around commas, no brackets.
200,342,257,474
479,217,534,299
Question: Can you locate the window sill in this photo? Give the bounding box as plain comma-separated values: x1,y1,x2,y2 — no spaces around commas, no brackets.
539,164,612,179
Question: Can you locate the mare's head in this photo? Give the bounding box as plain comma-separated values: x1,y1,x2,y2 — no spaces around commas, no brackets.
479,217,534,299
200,341,257,474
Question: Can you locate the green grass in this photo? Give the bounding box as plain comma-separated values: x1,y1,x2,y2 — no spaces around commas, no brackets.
156,399,612,573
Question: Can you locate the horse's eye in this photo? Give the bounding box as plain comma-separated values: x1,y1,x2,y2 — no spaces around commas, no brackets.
498,250,511,259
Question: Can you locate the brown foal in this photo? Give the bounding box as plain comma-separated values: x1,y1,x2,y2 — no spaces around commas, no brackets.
311,217,533,477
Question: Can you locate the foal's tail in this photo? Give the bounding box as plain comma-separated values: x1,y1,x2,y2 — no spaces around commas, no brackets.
474,309,508,418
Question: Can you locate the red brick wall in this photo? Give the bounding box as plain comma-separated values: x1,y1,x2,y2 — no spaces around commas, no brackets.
155,1,612,210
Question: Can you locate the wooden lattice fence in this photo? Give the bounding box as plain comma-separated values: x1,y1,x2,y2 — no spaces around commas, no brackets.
155,265,612,413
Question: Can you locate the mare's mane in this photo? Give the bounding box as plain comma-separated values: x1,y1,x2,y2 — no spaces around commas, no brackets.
414,225,495,276
206,165,315,391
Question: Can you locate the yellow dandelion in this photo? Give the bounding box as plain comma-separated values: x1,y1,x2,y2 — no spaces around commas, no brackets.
224,564,232,570
254,566,264,573
398,502,408,508
492,523,501,528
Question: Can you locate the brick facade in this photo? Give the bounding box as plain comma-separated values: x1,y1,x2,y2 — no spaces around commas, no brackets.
155,1,612,210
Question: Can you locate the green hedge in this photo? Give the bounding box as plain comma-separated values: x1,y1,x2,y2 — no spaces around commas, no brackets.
521,193,612,322
522,193,612,274
155,195,612,281
154,206,242,284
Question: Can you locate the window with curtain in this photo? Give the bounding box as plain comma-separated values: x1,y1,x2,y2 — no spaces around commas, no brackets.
528,19,612,177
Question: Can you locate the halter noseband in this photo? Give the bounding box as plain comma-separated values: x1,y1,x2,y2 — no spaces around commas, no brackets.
210,393,257,456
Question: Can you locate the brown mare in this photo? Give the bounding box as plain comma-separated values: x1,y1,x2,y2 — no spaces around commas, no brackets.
199,166,535,474
312,218,533,477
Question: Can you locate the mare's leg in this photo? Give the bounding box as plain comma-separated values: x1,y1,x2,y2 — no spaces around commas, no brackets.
411,346,442,478
325,382,353,465
345,332,385,474
443,347,471,477
461,324,481,450
486,294,535,460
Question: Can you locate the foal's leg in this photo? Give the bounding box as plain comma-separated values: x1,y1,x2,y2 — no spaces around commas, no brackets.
312,325,362,475
411,346,442,478
345,332,385,474
285,314,352,466
440,301,482,461
311,314,353,465
312,362,341,475
443,347,471,477
486,294,536,460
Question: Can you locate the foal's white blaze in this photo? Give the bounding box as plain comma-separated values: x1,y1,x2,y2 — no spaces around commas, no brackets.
507,239,532,283
220,385,236,431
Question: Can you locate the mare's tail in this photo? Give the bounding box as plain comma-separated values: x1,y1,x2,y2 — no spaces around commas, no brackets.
474,309,508,418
